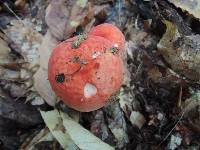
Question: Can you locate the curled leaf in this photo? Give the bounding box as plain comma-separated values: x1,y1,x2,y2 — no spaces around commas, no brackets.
5,20,42,70
33,31,58,106
168,0,200,20
45,0,91,41
157,20,200,81
34,67,56,106
182,90,200,131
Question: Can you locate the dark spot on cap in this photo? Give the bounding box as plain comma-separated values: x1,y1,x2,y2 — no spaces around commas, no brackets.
109,47,119,54
55,73,65,83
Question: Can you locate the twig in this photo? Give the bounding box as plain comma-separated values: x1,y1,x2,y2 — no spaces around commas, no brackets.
135,14,140,30
177,85,182,108
156,111,184,148
135,62,143,77
3,2,25,26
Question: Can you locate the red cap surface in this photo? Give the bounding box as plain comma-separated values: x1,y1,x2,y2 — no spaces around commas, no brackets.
90,23,125,53
48,35,124,112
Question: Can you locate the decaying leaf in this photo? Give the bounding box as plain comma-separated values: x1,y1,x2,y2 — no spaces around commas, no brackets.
90,110,110,141
20,128,54,150
0,88,9,99
41,109,114,150
32,19,56,106
34,67,56,106
183,90,200,115
0,96,43,127
119,87,140,115
104,101,129,148
157,20,200,81
40,110,78,150
61,111,114,150
182,90,200,131
147,66,162,82
5,19,42,70
168,0,200,20
3,82,26,98
0,66,20,80
118,83,144,130
38,31,58,69
45,0,92,41
0,33,14,66
15,0,27,10
33,31,58,106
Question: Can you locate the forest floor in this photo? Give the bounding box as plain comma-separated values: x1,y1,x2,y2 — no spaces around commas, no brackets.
0,0,200,150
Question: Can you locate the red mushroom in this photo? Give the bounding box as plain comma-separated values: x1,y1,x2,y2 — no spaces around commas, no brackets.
90,23,125,54
48,34,124,112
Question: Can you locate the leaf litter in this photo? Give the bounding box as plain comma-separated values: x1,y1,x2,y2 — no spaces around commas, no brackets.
0,0,200,149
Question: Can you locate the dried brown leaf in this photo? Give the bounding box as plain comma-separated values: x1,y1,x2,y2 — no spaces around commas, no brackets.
104,101,129,148
147,66,162,82
33,28,58,106
20,128,53,150
0,33,14,66
0,35,10,58
0,66,20,80
5,20,42,70
119,87,138,115
1,81,26,98
32,27,58,107
168,0,200,20
182,90,200,131
157,20,200,81
34,67,56,106
15,0,26,10
45,0,92,41
38,31,58,69
90,110,110,141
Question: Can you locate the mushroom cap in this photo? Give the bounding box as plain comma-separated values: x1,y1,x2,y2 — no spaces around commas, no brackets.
90,23,125,53
48,35,124,112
